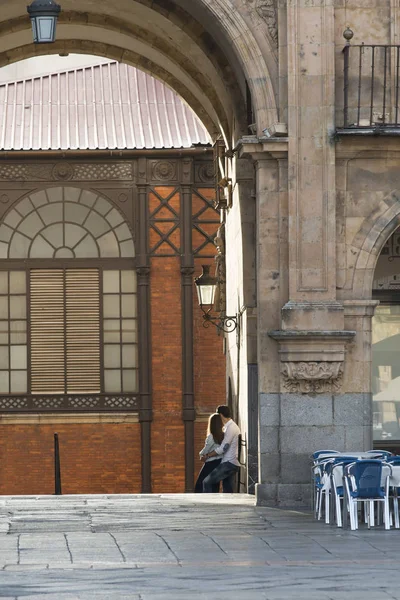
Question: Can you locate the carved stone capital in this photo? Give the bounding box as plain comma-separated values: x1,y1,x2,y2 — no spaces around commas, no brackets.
281,361,343,394
269,329,355,394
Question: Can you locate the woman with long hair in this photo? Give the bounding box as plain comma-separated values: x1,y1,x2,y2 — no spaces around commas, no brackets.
194,412,224,493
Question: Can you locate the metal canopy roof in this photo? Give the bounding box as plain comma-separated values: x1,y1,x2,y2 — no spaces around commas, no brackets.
0,61,211,151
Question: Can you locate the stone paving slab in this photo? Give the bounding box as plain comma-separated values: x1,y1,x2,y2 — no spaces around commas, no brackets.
0,494,399,599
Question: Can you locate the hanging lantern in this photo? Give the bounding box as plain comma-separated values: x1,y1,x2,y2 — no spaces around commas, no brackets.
27,0,61,44
194,265,217,308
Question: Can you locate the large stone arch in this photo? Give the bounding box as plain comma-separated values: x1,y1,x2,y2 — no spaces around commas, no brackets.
0,0,279,142
348,191,400,299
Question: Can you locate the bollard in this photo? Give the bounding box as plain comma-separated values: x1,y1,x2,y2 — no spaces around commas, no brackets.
54,432,62,495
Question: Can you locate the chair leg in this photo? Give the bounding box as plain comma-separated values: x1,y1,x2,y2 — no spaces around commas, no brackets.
315,490,319,518
325,490,330,524
349,499,357,530
366,502,371,529
384,498,391,530
335,493,342,528
318,491,323,520
394,494,399,529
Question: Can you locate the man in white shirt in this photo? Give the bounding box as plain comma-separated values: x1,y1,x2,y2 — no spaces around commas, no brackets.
202,405,240,493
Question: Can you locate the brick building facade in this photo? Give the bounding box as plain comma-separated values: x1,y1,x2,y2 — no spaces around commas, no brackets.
0,62,225,494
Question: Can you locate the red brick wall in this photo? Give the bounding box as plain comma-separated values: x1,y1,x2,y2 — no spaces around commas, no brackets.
0,424,142,495
193,258,226,485
150,257,185,492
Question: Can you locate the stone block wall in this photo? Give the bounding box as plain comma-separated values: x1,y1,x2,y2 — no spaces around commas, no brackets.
258,392,372,507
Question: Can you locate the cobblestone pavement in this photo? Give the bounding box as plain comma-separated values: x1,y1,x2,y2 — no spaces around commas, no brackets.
0,494,400,599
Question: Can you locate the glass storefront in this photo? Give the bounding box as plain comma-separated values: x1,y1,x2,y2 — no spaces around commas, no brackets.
372,305,400,442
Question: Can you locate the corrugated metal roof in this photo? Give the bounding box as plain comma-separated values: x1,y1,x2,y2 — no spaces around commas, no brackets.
0,61,211,151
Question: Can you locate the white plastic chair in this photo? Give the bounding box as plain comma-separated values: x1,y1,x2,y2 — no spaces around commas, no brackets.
343,461,391,530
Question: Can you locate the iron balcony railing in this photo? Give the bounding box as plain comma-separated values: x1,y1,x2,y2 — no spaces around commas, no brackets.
343,44,400,130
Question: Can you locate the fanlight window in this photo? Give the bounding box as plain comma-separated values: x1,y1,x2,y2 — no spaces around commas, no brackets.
0,187,137,409
0,187,135,259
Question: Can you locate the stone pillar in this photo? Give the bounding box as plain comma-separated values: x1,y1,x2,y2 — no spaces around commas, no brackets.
256,154,287,504
286,0,336,308
239,0,360,508
238,140,289,504
341,300,379,451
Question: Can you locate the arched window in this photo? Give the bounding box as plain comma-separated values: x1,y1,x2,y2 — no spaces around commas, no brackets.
0,187,137,411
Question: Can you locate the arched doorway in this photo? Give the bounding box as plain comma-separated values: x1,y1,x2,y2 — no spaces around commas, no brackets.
0,1,280,496
372,226,400,450
0,0,278,141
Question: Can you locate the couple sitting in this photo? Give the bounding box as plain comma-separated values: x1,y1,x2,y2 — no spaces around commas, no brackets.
195,405,240,493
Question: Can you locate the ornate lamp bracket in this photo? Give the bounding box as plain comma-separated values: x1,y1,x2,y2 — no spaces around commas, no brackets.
200,307,238,334
268,330,356,394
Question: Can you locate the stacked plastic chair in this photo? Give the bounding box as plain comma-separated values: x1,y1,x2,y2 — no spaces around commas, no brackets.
311,450,395,528
386,456,400,528
311,450,340,521
343,460,392,530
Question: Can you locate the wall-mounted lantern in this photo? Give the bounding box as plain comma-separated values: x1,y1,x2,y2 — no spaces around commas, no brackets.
27,0,61,44
194,265,238,334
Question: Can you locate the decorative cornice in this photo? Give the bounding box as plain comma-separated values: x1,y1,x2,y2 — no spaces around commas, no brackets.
269,329,355,341
0,161,133,181
235,136,288,160
343,300,380,317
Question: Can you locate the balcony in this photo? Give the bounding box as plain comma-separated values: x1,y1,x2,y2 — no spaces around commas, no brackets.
338,44,400,135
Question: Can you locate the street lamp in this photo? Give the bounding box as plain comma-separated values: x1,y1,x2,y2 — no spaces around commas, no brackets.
27,0,61,44
194,265,238,333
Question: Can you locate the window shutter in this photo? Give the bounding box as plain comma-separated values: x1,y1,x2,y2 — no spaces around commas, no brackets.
30,268,101,394
65,269,100,394
30,270,65,394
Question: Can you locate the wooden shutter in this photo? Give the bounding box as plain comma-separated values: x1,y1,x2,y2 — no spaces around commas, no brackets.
30,270,65,394
65,269,100,394
30,268,101,395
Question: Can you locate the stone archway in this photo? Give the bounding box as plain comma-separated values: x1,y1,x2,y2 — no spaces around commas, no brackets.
349,191,400,300
0,0,279,142
0,1,280,497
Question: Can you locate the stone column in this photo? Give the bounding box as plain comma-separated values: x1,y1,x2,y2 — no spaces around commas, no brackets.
257,0,357,507
238,139,289,504
341,300,379,451
256,154,287,504
239,0,359,508
286,0,337,309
